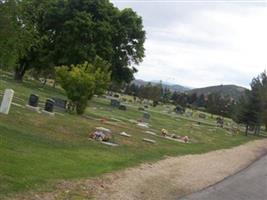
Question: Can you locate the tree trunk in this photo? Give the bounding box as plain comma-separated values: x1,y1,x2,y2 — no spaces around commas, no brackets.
254,126,257,135
245,124,249,136
14,62,27,82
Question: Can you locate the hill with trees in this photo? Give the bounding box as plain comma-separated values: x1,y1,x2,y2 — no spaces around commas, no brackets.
188,84,247,100
132,79,190,92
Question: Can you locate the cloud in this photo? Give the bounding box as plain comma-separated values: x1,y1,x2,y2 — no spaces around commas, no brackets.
112,1,267,88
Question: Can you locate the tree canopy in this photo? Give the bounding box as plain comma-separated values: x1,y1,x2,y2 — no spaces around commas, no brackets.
1,0,145,83
233,71,267,134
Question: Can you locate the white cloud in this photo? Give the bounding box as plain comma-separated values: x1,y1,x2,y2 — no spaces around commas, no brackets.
112,1,267,88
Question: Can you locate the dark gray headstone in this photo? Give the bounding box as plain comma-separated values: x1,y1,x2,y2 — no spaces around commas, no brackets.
143,112,150,121
174,105,185,114
119,105,127,111
28,94,39,107
111,99,120,107
138,107,145,111
44,98,55,112
52,97,67,111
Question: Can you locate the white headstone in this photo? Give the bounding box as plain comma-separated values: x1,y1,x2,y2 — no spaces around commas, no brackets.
0,89,14,114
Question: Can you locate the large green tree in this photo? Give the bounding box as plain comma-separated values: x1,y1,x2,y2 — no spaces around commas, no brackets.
0,0,20,69
233,71,267,134
13,0,146,83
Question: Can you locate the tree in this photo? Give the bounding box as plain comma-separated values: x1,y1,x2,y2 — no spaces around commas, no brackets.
110,7,145,83
259,71,267,130
0,0,18,69
13,0,146,83
233,72,267,135
12,0,50,81
188,93,197,104
248,77,262,134
233,90,252,135
56,57,110,114
195,94,206,108
162,88,172,103
171,92,188,108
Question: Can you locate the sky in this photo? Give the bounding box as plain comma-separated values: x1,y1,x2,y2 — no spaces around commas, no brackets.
111,0,267,88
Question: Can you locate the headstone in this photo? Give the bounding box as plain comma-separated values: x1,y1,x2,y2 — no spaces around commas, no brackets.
101,141,118,147
52,97,67,111
145,131,157,135
174,105,185,114
143,112,150,122
185,111,193,117
216,117,224,127
138,107,145,111
111,98,120,107
119,105,127,110
0,89,14,114
44,98,55,113
119,132,131,137
199,113,206,119
137,122,149,128
28,94,39,107
143,138,156,144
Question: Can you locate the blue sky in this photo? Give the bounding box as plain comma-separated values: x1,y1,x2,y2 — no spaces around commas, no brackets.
112,0,267,88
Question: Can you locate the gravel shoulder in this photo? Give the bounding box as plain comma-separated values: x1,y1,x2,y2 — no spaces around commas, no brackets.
9,139,267,200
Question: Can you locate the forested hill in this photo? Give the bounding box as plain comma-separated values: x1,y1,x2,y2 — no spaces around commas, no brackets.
187,84,247,100
132,79,190,92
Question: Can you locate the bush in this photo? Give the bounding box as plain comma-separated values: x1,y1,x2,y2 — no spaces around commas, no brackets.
56,57,110,114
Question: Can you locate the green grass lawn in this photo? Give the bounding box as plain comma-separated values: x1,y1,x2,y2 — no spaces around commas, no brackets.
0,71,259,198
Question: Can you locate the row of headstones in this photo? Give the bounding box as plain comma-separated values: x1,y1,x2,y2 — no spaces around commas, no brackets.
110,98,127,110
28,94,67,113
28,94,55,113
0,89,67,115
109,98,151,123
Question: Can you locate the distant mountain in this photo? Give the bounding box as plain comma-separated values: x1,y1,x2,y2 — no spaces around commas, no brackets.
187,84,247,100
131,80,247,100
131,79,190,92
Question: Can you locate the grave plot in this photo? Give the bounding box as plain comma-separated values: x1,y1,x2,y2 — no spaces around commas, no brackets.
142,138,156,144
89,127,119,146
119,132,131,137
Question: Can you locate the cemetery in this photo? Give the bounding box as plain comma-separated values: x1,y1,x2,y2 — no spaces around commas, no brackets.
1,0,267,199
0,72,261,198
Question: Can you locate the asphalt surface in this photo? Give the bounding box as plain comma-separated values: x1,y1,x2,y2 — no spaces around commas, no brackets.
180,155,267,200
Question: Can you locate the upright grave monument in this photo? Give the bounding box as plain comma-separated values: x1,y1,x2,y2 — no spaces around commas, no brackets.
42,98,55,116
0,89,14,114
143,112,150,122
28,94,39,107
26,94,40,112
52,97,67,112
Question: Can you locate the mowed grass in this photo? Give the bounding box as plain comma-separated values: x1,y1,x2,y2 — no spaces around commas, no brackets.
0,72,258,198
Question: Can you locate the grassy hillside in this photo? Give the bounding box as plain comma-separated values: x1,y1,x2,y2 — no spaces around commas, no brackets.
0,72,257,198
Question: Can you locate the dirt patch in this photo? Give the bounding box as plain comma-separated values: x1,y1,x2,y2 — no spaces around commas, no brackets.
8,139,267,200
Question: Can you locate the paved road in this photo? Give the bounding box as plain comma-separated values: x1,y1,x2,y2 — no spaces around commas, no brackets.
180,155,267,200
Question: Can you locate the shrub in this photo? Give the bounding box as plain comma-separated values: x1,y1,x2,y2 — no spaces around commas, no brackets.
56,57,110,114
